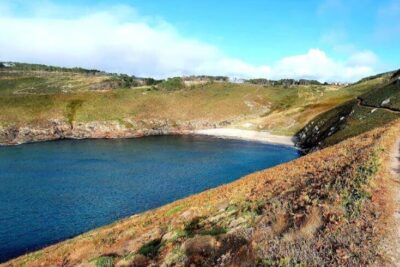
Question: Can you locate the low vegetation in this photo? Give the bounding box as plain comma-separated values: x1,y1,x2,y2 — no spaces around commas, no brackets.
4,120,399,266
2,63,400,266
0,63,387,136
297,73,400,150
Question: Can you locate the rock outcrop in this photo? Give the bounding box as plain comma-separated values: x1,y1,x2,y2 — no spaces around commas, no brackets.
0,119,227,145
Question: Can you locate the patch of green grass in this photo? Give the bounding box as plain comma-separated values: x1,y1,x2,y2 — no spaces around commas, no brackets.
66,99,84,125
174,229,193,240
138,239,164,258
165,205,184,217
338,151,379,218
94,256,114,267
165,246,186,265
199,226,227,236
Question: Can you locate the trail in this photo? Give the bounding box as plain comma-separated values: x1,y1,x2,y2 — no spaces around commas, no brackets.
389,139,400,266
355,86,400,265
356,97,400,114
393,140,400,176
356,80,400,114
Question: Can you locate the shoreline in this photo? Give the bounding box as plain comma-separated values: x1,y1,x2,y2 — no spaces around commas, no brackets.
193,128,296,147
0,128,300,264
0,123,298,147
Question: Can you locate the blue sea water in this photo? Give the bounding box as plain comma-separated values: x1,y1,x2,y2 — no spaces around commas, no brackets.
0,135,300,262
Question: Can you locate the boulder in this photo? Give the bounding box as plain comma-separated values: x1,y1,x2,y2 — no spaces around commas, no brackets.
181,235,219,257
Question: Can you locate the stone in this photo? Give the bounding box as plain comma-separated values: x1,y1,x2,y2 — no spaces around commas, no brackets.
181,235,219,257
115,254,149,267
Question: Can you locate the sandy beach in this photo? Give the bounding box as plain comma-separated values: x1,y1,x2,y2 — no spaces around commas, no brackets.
193,128,296,146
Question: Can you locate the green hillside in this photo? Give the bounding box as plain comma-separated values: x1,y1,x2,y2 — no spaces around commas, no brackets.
296,71,400,150
0,62,386,140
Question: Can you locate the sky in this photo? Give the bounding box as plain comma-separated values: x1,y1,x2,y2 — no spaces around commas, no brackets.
0,0,399,82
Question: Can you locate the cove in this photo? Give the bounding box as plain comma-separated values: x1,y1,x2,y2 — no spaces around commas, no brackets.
0,135,300,263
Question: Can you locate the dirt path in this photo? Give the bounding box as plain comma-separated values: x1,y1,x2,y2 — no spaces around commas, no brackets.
392,140,400,176
388,139,400,266
357,97,400,114
356,80,400,114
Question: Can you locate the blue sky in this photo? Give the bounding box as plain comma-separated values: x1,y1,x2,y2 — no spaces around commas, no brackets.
0,0,399,81
127,0,398,64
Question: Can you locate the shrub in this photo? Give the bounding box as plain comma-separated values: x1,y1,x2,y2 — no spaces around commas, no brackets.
199,226,227,236
66,99,84,126
95,256,114,267
144,78,162,86
159,77,184,91
138,239,163,258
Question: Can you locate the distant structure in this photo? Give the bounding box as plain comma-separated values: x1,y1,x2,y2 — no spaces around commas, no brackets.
229,77,245,84
246,78,322,86
245,78,350,87
182,75,228,86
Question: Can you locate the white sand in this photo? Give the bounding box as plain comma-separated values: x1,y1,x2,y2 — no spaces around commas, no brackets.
193,128,296,146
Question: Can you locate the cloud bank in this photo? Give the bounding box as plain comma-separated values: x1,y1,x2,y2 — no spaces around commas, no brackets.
0,4,379,82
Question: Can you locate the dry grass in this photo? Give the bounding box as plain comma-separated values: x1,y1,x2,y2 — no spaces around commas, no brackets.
3,120,400,267
0,69,380,136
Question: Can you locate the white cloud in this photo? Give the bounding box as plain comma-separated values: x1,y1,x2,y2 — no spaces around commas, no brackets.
270,49,377,82
347,50,379,66
0,3,379,82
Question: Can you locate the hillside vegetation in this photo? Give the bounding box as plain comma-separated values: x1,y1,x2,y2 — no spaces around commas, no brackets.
0,63,387,140
2,63,400,266
297,71,400,150
3,119,399,267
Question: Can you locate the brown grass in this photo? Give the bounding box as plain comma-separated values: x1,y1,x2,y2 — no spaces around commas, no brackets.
3,120,400,267
0,69,380,137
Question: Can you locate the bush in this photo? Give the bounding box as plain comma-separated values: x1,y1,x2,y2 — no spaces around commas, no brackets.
138,239,163,258
95,256,114,267
66,100,84,126
144,78,162,86
159,77,185,91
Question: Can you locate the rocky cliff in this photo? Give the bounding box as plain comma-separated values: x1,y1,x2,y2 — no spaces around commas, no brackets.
0,119,230,145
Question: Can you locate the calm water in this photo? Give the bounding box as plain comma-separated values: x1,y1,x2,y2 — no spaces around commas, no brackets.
0,136,300,262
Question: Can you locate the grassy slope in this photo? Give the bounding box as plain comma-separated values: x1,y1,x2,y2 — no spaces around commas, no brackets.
4,120,399,267
2,64,400,266
296,73,400,149
0,66,380,135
